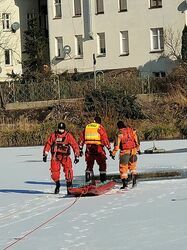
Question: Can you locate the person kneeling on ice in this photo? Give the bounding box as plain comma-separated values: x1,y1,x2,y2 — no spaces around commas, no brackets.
111,121,140,189
79,116,114,184
43,122,80,194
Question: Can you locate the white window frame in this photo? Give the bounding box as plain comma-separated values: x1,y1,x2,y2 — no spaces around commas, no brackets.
54,0,62,18
74,0,81,16
5,49,12,66
55,37,63,58
150,28,164,51
120,31,129,55
150,0,162,8
75,35,83,57
97,32,106,55
96,0,104,14
2,13,11,30
119,0,127,12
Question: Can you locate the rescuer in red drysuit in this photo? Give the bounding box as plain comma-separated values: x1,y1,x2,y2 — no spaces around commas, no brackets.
43,122,80,194
79,116,113,184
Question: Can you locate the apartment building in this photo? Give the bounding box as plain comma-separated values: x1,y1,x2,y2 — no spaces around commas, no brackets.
0,0,47,81
47,0,186,76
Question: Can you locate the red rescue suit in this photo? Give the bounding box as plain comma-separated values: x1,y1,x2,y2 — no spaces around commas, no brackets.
43,131,79,183
79,122,111,175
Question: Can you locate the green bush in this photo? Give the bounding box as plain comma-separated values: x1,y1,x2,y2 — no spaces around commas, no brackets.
84,83,145,120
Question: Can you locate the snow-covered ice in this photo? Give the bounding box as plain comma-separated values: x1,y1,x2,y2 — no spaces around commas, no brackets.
0,139,187,250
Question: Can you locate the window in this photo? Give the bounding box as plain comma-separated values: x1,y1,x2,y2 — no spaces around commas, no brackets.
96,0,104,14
2,13,11,30
119,0,127,12
150,0,162,8
75,35,83,57
5,49,12,65
97,32,106,55
150,28,164,51
74,0,81,16
120,31,129,55
27,13,37,29
153,71,166,77
54,0,62,18
55,37,63,57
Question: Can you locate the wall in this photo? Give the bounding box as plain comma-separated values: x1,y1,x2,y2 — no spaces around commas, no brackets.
47,0,185,75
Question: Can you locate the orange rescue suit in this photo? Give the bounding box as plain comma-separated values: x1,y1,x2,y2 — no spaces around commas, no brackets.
112,127,140,180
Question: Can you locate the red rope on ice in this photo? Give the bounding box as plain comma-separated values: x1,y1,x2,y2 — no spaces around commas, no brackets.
3,196,80,250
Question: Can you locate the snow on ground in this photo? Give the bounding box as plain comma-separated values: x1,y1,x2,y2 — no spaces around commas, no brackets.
0,140,187,250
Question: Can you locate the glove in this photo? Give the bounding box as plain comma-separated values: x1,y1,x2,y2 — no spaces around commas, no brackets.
109,150,115,160
74,156,79,164
43,154,47,162
137,150,141,155
79,148,83,157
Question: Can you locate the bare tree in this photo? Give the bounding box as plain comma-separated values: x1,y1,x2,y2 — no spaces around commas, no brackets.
163,26,181,61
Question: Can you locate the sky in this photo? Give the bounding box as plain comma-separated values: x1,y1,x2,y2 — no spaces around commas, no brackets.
0,139,187,250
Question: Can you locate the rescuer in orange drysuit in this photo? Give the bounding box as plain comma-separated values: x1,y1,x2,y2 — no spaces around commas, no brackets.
79,116,113,183
43,122,80,194
112,121,140,189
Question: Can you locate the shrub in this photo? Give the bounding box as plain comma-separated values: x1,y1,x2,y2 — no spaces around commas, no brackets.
84,83,145,120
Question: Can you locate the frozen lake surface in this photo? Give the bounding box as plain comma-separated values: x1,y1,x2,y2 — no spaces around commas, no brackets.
0,139,187,250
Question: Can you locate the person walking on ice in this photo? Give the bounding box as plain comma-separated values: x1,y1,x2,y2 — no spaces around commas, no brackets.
43,122,80,194
79,116,113,184
111,121,140,189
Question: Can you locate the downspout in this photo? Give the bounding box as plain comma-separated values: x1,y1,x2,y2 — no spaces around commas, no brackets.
83,0,93,40
185,0,187,25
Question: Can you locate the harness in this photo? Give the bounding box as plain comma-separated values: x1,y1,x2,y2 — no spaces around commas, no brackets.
120,128,136,150
51,132,70,156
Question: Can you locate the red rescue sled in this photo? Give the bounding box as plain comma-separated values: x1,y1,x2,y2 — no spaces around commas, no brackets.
68,180,116,196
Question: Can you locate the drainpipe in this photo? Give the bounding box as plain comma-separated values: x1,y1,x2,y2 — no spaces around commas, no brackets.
185,0,187,26
83,0,93,40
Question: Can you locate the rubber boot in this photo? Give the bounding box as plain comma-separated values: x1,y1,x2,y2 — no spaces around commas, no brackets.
100,173,106,183
85,172,91,183
54,180,60,194
66,181,73,195
120,178,128,189
132,174,137,188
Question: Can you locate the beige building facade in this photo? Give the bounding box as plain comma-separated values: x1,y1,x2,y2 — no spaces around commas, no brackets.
47,0,186,76
0,0,39,81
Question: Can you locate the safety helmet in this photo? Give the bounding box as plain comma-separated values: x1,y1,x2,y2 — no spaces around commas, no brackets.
94,116,101,124
58,122,66,130
117,121,125,129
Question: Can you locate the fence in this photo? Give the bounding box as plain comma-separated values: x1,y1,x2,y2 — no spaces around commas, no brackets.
0,73,175,107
